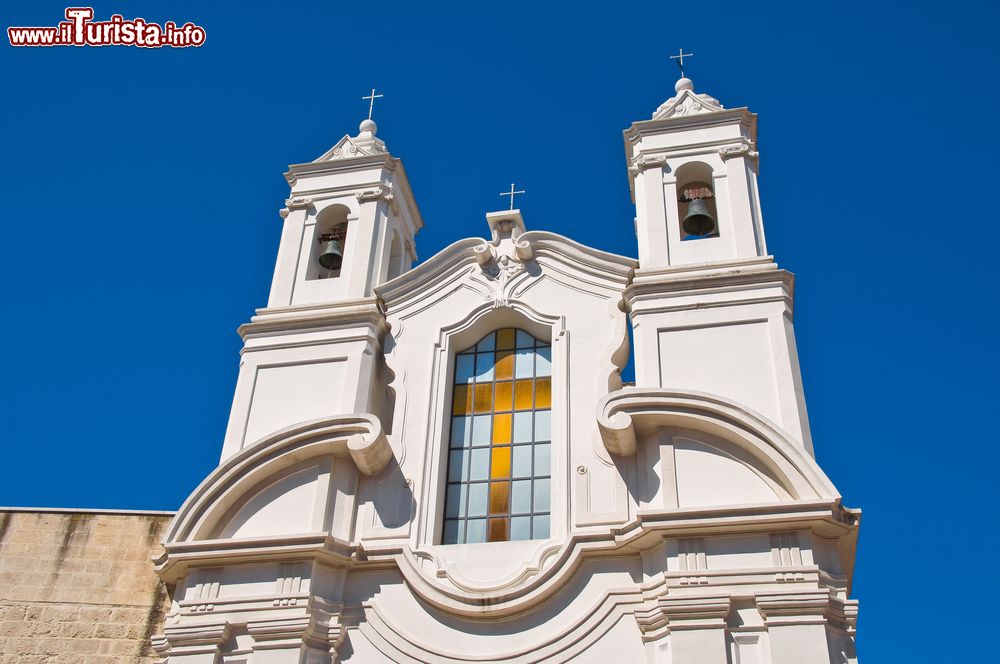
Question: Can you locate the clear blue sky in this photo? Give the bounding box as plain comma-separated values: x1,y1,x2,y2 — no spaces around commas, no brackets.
2,1,997,658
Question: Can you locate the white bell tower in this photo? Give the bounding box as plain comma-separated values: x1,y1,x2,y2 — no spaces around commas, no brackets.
625,73,813,451
625,76,764,268
268,117,422,307
218,112,423,461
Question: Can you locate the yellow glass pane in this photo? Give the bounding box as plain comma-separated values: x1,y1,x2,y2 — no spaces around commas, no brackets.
514,380,533,410
497,328,516,350
488,517,509,542
495,382,513,411
495,350,514,380
493,414,511,444
491,446,511,478
535,378,552,409
489,481,510,514
474,384,492,413
452,385,471,415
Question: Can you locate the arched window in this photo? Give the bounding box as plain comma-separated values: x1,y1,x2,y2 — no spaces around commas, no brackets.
442,328,552,544
387,230,404,281
308,204,349,280
675,161,719,241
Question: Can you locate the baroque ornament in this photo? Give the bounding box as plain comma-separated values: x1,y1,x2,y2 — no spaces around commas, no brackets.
651,80,724,121
670,96,704,117
719,141,759,161
355,183,399,214
474,220,534,307
279,195,313,219
628,154,668,177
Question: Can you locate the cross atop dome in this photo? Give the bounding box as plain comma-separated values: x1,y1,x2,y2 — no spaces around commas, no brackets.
647,49,726,120
313,89,392,162
362,88,383,121
669,48,694,78
499,183,525,210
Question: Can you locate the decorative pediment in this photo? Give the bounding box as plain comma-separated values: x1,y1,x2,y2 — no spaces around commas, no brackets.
652,78,724,120
314,133,387,161
471,210,536,307
652,88,725,119
314,119,388,161
375,223,636,318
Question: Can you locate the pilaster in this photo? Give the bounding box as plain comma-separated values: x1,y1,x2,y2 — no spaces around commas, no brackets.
150,622,230,663
661,594,732,663
757,592,837,664
247,611,345,664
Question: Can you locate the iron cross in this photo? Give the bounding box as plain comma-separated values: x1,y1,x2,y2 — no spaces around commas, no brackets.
670,49,694,77
500,183,525,210
362,88,383,121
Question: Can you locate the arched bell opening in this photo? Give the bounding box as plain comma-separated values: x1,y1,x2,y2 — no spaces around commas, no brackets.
307,204,350,280
387,230,405,281
675,161,719,241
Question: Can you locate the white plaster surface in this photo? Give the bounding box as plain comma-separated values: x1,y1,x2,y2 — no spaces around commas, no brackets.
243,361,347,446
659,321,780,424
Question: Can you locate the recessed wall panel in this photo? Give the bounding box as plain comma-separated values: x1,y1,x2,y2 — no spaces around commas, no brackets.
244,359,347,445
658,321,781,424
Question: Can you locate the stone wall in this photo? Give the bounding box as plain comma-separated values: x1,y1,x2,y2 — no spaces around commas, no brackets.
0,509,174,664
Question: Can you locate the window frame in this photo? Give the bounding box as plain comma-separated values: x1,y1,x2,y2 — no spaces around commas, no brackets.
421,308,565,549
441,328,553,545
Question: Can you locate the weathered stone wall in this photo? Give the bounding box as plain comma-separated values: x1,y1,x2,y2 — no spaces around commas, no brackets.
0,509,173,664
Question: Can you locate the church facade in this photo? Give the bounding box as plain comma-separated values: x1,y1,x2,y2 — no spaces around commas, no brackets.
149,75,860,663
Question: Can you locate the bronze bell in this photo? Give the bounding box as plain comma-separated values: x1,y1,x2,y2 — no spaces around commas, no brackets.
318,237,344,270
682,198,717,237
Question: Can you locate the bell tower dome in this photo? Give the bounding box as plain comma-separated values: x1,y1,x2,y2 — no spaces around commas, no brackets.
625,75,764,268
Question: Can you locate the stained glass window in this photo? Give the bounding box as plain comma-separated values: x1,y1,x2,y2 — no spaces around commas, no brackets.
442,328,552,544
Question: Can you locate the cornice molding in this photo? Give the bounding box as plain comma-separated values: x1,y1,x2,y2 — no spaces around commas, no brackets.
659,595,732,623
375,238,484,312
631,256,777,281
284,154,399,184
282,154,424,233
625,107,756,142
625,257,795,315
156,498,856,620
376,232,635,317
238,298,387,340
247,613,346,654
756,590,859,630
151,621,231,659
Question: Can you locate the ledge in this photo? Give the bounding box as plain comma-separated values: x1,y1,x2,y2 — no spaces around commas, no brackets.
626,257,793,301
596,388,839,500
0,506,176,516
156,499,856,617
238,298,387,339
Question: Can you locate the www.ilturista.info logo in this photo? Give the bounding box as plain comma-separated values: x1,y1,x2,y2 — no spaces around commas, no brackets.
8,7,205,48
